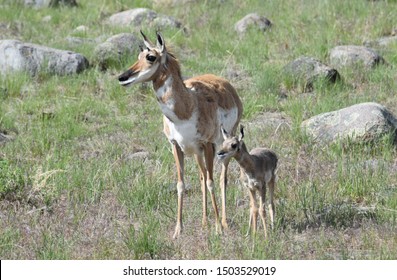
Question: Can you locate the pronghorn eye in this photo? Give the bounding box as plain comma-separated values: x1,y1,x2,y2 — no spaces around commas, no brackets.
231,143,237,149
146,54,156,62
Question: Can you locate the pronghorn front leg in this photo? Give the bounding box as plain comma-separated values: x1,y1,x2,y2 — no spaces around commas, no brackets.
172,143,185,239
248,188,258,236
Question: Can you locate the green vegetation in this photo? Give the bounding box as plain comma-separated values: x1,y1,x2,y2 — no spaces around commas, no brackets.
1,0,397,259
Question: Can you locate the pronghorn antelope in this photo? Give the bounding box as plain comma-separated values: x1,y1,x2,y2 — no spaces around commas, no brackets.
217,125,278,238
118,31,243,238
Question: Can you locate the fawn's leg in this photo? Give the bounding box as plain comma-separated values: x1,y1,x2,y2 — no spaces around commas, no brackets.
268,176,276,229
247,188,258,236
258,185,268,239
220,159,230,229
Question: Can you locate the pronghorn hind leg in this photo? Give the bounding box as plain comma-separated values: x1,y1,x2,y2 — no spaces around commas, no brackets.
258,185,268,239
172,144,185,239
204,143,222,234
194,153,208,228
268,176,276,229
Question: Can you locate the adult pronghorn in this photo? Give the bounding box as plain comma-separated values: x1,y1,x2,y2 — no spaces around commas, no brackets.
118,31,243,238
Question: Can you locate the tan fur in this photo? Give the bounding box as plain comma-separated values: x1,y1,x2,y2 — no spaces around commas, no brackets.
118,32,243,238
217,126,278,239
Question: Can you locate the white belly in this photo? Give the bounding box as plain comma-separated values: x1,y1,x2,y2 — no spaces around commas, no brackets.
165,112,201,155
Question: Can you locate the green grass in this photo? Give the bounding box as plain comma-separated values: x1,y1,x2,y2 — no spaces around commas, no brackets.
1,0,397,259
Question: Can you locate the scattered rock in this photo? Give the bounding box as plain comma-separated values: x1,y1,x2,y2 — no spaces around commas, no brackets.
0,22,21,40
329,45,385,69
73,25,89,33
248,111,292,132
0,39,89,76
24,0,77,8
0,130,16,144
124,151,150,161
301,102,397,145
235,13,272,35
41,15,52,23
65,36,97,47
364,35,397,48
107,8,182,30
93,33,140,70
283,56,340,91
152,0,199,6
0,133,10,144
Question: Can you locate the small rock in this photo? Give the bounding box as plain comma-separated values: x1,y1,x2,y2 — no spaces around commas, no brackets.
42,15,52,23
25,0,77,8
235,13,272,35
73,25,89,33
93,33,140,70
125,151,150,161
107,8,183,31
283,56,340,91
329,45,385,69
364,36,397,48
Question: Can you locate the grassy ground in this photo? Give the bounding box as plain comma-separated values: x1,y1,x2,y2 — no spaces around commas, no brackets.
1,0,397,259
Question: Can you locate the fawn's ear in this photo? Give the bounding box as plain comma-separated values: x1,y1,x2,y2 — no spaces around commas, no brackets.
221,125,229,140
238,125,244,141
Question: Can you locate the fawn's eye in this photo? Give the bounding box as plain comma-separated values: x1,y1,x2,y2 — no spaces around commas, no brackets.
146,54,156,62
231,143,237,149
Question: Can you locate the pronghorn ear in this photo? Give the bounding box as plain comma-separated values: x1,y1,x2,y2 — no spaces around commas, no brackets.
140,30,153,49
238,125,244,141
156,31,166,53
220,125,229,140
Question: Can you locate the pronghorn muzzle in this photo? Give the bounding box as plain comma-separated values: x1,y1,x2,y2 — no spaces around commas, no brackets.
118,69,136,86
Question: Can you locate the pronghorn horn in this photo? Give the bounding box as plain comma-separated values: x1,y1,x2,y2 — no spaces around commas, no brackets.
140,30,153,49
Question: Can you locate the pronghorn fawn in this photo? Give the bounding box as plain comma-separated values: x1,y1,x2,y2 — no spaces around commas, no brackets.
118,31,243,238
217,125,278,238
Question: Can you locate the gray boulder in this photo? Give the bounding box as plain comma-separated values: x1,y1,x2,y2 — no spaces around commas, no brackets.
329,45,385,69
0,40,89,76
93,33,140,70
235,13,272,35
25,0,77,8
364,36,397,49
283,56,340,91
301,102,397,144
107,8,182,30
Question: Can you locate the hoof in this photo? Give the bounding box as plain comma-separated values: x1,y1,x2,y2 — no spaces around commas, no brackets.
173,225,182,239
221,220,229,230
216,222,223,235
